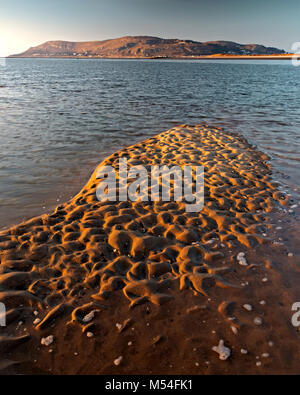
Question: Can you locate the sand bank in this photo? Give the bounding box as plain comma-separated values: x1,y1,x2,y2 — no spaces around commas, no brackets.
0,125,299,374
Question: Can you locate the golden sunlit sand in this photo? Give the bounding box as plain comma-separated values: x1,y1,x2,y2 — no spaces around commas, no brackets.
0,125,299,374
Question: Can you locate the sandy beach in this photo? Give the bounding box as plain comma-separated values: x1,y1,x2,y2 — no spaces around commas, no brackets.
0,124,299,375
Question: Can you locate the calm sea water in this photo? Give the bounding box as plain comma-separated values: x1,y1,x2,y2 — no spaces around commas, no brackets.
0,58,299,228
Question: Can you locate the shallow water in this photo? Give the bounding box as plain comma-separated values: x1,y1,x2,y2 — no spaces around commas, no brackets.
0,58,299,228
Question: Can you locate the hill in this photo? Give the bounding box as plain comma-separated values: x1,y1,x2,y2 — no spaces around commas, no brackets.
9,36,286,58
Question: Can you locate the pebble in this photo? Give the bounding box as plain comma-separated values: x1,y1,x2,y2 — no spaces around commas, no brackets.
259,300,266,305
262,353,269,358
241,349,248,354
231,326,238,335
212,340,231,361
114,356,123,366
254,317,263,326
116,323,122,331
262,277,268,282
237,252,248,266
243,304,253,311
268,341,274,347
41,335,54,347
82,310,98,323
86,332,94,338
128,341,133,346
256,361,262,367
288,253,294,257
33,318,41,325
33,311,39,316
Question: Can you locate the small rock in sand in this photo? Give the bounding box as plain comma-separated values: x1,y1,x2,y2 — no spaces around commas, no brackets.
262,353,269,358
212,340,231,361
33,311,39,316
86,332,94,338
231,326,238,335
33,318,41,325
241,349,248,354
41,335,54,347
237,252,248,266
260,300,266,305
243,304,253,311
114,356,123,366
254,317,263,326
82,310,98,323
288,253,294,257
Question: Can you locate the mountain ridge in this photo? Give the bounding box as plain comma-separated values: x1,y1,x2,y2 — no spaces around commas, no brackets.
9,35,286,58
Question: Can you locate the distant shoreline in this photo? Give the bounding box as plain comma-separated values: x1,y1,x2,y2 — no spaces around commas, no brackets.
7,54,294,60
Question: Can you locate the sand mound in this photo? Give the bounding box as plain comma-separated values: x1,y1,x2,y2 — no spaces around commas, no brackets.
0,125,291,373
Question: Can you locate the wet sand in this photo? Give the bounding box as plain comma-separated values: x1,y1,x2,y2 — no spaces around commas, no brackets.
0,124,299,374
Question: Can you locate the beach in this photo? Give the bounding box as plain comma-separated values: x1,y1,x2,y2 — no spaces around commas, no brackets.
0,124,299,374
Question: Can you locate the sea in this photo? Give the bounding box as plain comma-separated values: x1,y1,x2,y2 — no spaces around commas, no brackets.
0,58,299,228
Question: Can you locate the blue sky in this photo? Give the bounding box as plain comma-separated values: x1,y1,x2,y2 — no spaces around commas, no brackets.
1,0,299,56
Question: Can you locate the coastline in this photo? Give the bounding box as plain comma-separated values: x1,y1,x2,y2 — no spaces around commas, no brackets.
0,124,299,374
7,55,294,60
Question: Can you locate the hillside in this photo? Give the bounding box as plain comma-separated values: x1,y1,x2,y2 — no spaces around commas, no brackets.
9,36,285,58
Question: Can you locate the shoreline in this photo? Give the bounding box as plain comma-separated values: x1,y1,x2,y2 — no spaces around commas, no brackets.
7,55,294,60
0,124,299,374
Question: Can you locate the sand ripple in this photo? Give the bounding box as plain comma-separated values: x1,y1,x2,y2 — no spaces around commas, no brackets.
0,125,286,336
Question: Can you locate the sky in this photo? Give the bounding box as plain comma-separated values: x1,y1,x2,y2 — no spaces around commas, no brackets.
1,0,299,56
